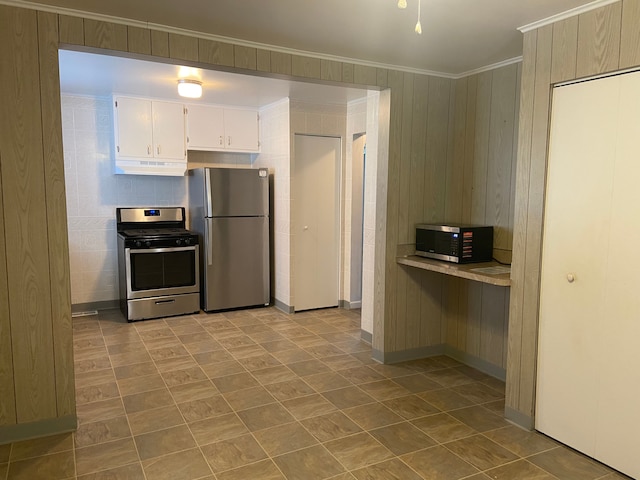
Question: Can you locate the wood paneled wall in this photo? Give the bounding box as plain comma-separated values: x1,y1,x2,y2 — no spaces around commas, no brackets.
380,63,521,373
0,6,73,428
507,0,640,426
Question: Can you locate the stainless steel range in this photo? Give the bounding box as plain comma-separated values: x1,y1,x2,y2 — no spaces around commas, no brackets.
116,207,200,322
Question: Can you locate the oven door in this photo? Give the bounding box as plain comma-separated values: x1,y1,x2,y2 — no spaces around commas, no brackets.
125,245,199,299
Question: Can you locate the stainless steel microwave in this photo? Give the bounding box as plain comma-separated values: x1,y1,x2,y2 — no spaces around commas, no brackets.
415,224,493,264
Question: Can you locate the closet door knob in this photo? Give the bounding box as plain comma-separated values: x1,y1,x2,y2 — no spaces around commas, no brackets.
567,273,576,283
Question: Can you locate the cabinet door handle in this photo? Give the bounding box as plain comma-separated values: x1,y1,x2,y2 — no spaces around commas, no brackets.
157,145,161,155
147,145,151,155
228,136,231,146
219,136,223,146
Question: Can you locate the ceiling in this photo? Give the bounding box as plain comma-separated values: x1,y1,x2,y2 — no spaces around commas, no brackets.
20,0,600,75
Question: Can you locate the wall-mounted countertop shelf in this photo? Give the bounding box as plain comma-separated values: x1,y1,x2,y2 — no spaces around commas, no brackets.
396,255,511,287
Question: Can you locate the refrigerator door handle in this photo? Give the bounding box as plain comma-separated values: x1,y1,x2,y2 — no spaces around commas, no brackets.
207,220,213,267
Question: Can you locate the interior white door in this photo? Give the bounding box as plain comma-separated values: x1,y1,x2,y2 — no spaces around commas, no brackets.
293,134,340,312
536,70,640,479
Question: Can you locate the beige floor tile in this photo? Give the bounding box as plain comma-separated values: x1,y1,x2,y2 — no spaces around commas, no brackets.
117,373,165,396
216,458,285,480
483,425,559,457
282,393,338,420
482,399,506,416
75,368,117,389
106,341,146,356
75,438,139,476
200,359,244,378
192,349,234,365
387,373,442,393
260,339,297,352
6,451,75,480
212,372,260,393
401,445,479,480
113,362,157,380
122,388,174,414
201,433,267,473
169,379,219,403
382,394,441,420
418,388,475,411
160,366,208,387
189,413,249,445
451,382,505,404
368,363,421,379
76,398,126,425
147,345,190,362
9,433,73,461
304,371,352,392
75,416,132,448
237,353,281,370
134,425,196,461
358,379,412,401
236,402,295,431
325,432,394,470
177,394,232,422
76,462,145,480
273,445,345,480
337,366,386,385
154,355,199,372
528,447,613,480
485,459,556,479
351,457,423,480
74,356,113,375
0,443,10,463
222,385,277,411
265,378,316,401
322,386,375,409
110,350,153,367
343,402,404,430
141,448,212,480
127,405,185,435
444,434,518,471
253,422,319,456
288,359,332,377
412,413,477,443
252,365,298,385
448,406,509,432
300,412,363,442
369,422,436,455
271,347,314,364
76,381,121,405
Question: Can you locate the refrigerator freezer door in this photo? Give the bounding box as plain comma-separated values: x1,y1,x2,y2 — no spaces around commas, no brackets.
203,216,270,311
205,168,269,217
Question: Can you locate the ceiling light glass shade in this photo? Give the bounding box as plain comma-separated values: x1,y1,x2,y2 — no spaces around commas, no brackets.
397,0,407,8
415,20,422,34
177,79,202,98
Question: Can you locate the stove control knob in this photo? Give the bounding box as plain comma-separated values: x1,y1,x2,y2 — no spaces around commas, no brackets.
184,238,191,245
176,239,183,246
135,240,142,248
145,241,151,248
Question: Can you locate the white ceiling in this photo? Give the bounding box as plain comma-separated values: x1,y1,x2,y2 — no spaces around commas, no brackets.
20,0,600,74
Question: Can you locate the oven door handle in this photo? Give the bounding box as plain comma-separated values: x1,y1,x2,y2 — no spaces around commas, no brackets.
128,246,196,254
155,299,176,305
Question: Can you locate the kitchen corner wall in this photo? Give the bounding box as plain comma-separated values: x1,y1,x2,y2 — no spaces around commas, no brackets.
62,94,188,308
254,98,291,309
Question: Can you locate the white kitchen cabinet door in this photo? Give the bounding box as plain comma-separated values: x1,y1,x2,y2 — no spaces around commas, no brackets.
536,70,640,479
186,104,225,150
224,108,259,152
114,97,153,159
151,101,186,161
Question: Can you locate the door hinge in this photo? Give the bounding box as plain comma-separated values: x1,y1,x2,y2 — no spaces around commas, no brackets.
117,145,120,153
115,100,118,108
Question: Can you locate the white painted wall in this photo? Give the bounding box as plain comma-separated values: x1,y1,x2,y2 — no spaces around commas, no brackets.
255,98,292,308
62,94,188,306
360,91,381,336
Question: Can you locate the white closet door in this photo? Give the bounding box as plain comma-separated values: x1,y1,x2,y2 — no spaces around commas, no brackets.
594,72,640,478
537,70,640,479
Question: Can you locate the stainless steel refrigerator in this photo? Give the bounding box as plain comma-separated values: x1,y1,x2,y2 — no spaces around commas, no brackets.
188,167,270,311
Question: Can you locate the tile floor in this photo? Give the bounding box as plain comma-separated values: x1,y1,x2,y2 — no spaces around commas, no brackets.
0,307,633,480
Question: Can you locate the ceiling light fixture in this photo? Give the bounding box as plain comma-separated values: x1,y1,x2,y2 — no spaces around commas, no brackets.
397,0,407,8
415,0,422,34
177,79,202,98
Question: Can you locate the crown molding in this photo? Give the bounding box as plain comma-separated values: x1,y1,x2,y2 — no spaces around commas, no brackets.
2,0,465,79
518,0,621,33
455,56,523,79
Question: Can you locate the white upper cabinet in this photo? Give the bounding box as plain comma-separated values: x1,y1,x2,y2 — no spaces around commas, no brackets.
113,96,186,176
186,104,259,153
